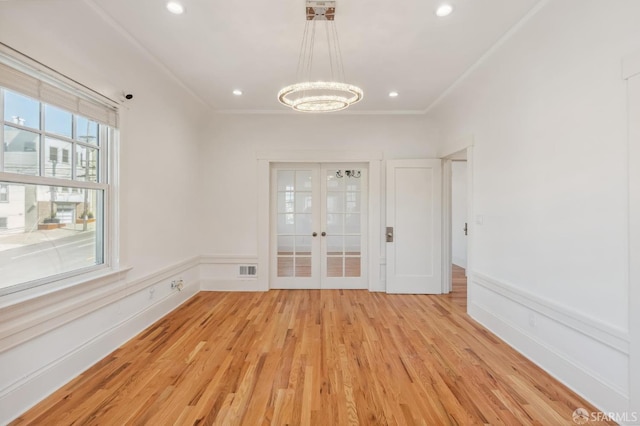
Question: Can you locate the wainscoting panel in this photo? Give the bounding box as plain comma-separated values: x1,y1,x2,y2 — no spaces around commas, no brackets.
0,259,200,425
199,254,265,291
468,272,630,415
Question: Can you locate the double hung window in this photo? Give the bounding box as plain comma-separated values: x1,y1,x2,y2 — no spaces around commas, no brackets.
0,59,118,294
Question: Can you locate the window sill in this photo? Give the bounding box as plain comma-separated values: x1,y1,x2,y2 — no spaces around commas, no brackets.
0,266,132,352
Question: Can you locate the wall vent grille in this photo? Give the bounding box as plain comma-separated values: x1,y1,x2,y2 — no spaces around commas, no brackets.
239,265,257,276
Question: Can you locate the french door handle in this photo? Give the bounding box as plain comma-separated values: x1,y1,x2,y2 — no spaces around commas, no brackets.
312,232,318,237
321,232,327,237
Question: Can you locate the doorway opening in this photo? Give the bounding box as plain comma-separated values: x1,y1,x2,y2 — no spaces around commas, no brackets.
450,158,468,307
442,147,472,308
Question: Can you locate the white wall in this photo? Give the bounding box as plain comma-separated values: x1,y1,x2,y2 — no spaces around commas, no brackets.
200,113,438,255
0,2,206,422
451,161,467,268
430,0,639,415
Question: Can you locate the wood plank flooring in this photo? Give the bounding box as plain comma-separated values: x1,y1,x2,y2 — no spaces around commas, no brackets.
11,270,613,425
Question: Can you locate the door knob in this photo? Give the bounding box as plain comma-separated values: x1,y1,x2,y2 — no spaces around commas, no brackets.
312,232,318,237
321,231,327,237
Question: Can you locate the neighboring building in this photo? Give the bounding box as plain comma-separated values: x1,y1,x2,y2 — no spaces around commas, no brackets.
0,121,97,233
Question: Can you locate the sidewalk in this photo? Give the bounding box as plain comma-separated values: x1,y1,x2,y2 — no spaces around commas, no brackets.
0,223,95,252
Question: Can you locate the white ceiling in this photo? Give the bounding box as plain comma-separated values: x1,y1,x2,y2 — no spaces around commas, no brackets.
1,0,541,113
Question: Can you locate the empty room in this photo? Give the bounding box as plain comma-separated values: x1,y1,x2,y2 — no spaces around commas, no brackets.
0,0,638,424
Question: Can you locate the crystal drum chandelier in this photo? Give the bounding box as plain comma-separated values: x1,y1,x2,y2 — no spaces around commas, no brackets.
278,1,363,113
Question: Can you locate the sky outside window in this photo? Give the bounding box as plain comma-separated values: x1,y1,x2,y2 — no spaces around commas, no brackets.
3,91,40,129
75,116,99,145
44,104,72,138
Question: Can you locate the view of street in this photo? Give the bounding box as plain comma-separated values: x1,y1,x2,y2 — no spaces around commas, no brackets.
0,227,98,289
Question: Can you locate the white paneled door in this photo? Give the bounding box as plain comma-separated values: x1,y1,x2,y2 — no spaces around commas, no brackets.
386,159,442,293
271,164,368,289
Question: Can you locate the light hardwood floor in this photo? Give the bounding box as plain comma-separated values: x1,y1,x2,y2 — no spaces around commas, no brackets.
12,269,613,425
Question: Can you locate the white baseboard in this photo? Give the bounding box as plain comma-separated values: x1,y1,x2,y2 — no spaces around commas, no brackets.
0,278,199,425
469,272,630,415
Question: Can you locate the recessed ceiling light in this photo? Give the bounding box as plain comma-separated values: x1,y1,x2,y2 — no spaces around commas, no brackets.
233,89,243,96
166,1,185,14
389,91,399,98
435,4,453,17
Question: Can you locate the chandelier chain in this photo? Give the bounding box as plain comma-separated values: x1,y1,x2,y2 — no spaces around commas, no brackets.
325,20,335,81
307,21,317,83
332,21,346,82
296,21,310,80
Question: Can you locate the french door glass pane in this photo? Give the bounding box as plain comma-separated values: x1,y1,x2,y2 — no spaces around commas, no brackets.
295,236,312,255
325,168,362,277
278,257,293,277
277,192,294,212
277,169,314,278
326,192,344,213
326,173,345,190
345,236,361,255
295,213,312,235
277,171,294,191
295,257,311,277
295,191,312,212
327,256,343,277
277,214,294,234
327,213,343,235
346,192,360,212
345,213,360,234
277,236,294,254
327,235,343,255
295,171,312,190
345,257,361,277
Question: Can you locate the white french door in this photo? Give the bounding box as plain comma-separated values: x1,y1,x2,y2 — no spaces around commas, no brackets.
270,163,368,289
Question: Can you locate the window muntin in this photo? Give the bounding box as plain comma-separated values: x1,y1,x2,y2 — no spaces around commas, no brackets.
0,86,113,294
